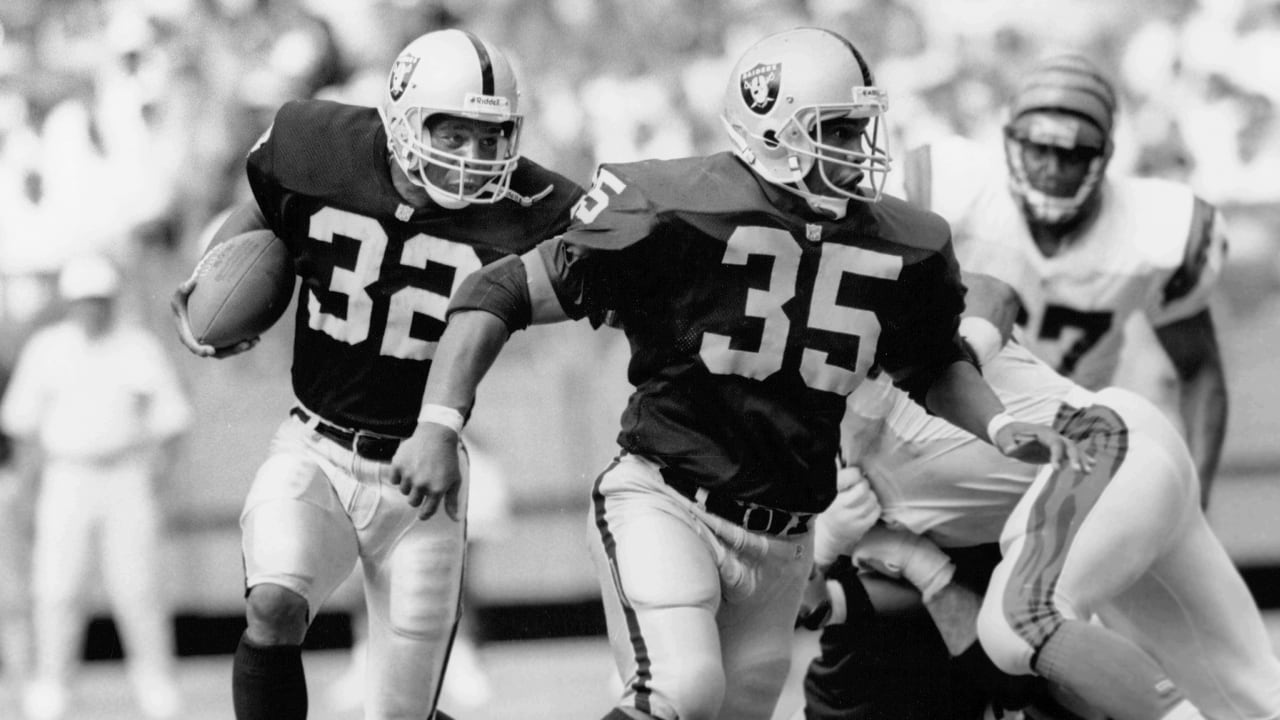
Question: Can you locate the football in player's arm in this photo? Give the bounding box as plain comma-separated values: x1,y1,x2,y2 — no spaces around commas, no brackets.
170,29,584,720
391,27,1083,720
900,54,1228,508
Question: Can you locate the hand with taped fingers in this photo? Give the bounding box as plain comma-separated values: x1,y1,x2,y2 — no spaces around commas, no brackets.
813,463,881,571
389,419,463,521
170,276,259,359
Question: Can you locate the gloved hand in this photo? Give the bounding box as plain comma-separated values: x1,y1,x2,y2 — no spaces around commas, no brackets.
851,525,955,603
814,465,881,571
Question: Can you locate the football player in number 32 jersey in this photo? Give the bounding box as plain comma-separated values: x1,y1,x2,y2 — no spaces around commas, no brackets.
391,28,1085,720
900,54,1228,506
170,29,583,720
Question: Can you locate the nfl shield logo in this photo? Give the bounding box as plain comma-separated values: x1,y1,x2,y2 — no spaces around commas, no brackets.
806,224,822,243
740,63,781,115
389,54,420,101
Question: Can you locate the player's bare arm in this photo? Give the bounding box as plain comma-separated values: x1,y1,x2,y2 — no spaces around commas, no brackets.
392,247,569,521
391,310,510,521
170,201,269,358
923,360,1088,471
1154,308,1228,506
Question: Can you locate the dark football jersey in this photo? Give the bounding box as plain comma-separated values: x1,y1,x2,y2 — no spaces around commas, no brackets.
536,153,969,513
246,99,583,437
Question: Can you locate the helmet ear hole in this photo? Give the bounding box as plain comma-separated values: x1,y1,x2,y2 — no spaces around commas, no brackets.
762,130,780,149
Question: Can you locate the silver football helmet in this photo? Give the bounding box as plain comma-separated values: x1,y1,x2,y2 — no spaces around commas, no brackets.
380,29,522,209
721,27,891,209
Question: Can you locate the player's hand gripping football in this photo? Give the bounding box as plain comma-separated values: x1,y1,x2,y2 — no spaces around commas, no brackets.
390,421,462,521
170,276,259,358
992,420,1091,473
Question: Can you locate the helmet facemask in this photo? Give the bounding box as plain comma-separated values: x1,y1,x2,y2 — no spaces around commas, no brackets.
385,106,522,209
1004,111,1109,227
792,99,891,203
380,29,523,209
720,28,892,218
1001,53,1117,228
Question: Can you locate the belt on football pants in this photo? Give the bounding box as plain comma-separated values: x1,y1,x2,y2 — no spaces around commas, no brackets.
290,407,401,463
659,466,812,537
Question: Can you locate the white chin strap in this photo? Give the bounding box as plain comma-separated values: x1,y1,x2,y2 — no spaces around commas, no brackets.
425,184,475,209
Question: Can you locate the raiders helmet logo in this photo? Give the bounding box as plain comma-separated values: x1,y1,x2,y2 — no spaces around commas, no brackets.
740,62,781,115
388,54,421,102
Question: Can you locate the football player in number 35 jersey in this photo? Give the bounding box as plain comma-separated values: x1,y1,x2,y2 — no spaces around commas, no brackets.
170,29,583,720
392,28,1084,720
900,54,1228,507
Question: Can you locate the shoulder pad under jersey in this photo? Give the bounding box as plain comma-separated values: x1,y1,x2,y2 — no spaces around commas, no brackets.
563,152,773,252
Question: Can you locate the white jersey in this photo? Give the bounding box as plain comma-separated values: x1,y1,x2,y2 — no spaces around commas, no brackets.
902,136,1227,389
0,320,192,459
843,341,1091,546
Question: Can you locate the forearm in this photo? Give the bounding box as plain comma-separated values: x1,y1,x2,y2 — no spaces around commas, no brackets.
420,310,512,414
924,360,1004,440
1179,364,1227,503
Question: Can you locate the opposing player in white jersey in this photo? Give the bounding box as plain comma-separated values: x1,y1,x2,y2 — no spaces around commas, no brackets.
900,54,1228,506
804,273,1280,720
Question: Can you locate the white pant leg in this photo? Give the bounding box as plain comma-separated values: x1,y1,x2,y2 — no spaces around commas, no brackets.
588,454,810,720
240,418,361,617
980,388,1195,674
713,524,811,720
358,447,468,720
97,451,180,716
30,459,99,696
1100,510,1280,720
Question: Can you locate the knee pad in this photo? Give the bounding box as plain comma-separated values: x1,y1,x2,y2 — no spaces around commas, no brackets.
384,542,464,641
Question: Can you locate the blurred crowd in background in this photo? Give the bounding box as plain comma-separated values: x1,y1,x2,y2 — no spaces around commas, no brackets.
0,0,1279,605
1,0,1279,330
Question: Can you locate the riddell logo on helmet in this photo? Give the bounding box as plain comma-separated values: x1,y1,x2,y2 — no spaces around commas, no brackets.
741,63,781,115
389,54,420,101
463,93,511,119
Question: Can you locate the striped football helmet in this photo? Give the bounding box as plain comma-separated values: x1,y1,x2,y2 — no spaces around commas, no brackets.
380,29,522,209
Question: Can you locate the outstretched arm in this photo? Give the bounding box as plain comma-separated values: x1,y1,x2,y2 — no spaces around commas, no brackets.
1154,309,1227,508
390,248,571,520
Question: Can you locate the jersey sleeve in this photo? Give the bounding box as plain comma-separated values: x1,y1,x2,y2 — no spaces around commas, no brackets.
533,164,665,326
875,242,973,405
1147,197,1227,327
244,112,284,233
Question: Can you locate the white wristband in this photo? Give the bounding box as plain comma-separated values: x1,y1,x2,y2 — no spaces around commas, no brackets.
986,412,1018,445
418,404,465,434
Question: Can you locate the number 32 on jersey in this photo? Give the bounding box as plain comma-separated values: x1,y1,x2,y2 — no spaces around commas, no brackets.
306,207,481,360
